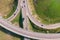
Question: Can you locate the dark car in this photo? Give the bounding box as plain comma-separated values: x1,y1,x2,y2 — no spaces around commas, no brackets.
23,1,25,3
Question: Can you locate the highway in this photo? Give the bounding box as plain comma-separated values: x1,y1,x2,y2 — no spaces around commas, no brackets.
7,0,21,21
22,0,28,30
1,0,60,40
21,0,30,40
26,0,60,29
1,18,60,39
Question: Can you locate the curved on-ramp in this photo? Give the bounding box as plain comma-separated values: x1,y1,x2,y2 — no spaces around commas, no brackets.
26,0,60,29
7,0,21,21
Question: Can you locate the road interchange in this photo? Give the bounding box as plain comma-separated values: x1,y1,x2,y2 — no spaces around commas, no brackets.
1,0,60,40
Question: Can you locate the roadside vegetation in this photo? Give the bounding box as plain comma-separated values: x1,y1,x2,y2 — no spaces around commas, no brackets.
11,12,20,27
30,0,60,24
29,20,60,33
11,11,20,24
11,10,23,28
2,0,18,19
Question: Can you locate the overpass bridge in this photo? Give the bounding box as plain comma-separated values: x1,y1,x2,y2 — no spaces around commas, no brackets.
1,18,60,39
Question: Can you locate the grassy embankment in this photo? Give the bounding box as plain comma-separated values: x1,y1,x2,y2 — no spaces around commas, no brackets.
30,0,60,24
3,0,18,19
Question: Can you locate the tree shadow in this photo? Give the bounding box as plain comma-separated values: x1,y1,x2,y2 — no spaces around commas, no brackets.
19,9,24,28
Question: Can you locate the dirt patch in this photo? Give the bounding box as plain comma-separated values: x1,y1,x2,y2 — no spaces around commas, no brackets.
0,0,14,17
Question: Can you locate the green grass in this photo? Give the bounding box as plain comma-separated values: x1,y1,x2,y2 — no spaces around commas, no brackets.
32,0,60,24
11,12,20,23
11,9,23,28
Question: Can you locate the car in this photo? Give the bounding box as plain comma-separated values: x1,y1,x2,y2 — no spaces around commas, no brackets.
41,25,43,26
14,14,16,15
23,1,25,3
